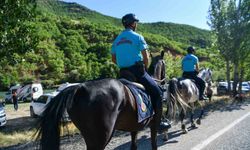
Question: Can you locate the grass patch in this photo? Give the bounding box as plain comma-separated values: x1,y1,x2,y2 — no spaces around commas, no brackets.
0,121,80,148
0,102,80,148
4,102,30,111
0,130,36,147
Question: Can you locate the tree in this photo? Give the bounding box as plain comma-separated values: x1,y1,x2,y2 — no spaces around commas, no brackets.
0,0,37,65
227,0,250,95
209,0,234,92
236,0,250,93
208,0,250,95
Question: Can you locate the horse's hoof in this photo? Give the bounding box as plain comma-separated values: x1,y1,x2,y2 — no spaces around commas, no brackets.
181,124,185,130
191,123,196,128
162,132,168,141
196,119,201,125
182,129,188,134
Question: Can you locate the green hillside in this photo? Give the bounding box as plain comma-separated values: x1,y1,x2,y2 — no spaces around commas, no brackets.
37,0,122,27
38,0,212,49
139,22,211,48
0,0,216,90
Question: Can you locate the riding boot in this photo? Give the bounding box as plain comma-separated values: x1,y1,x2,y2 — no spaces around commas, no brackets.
154,101,171,134
199,95,208,100
199,88,208,100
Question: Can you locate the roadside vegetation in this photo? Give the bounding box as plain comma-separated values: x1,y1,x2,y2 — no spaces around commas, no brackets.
209,0,250,95
0,0,214,91
0,103,80,148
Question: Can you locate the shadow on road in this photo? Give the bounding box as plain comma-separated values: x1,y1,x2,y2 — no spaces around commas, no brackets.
206,98,250,113
113,130,182,150
113,99,250,150
0,117,38,134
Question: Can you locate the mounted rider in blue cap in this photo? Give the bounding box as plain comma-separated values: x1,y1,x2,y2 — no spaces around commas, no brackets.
111,13,171,133
182,46,208,100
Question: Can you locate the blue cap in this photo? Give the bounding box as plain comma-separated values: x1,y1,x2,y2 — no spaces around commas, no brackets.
122,13,139,26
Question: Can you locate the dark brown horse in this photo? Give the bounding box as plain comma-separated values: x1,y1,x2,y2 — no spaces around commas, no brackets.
36,53,178,150
148,51,166,83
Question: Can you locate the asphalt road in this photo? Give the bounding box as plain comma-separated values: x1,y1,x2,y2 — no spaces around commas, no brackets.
202,110,250,150
159,99,250,150
3,99,250,150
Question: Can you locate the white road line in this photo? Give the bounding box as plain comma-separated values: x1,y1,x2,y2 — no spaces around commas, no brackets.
191,111,250,150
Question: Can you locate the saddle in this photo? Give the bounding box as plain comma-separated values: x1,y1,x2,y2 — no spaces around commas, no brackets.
119,78,154,123
119,69,145,90
178,77,200,89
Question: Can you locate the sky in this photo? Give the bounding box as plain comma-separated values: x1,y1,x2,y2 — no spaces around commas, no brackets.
63,0,211,30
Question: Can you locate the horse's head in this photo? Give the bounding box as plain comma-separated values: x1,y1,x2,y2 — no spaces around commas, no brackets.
198,68,212,83
148,51,166,83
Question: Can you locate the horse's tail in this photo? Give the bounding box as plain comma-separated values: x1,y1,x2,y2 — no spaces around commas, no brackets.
166,78,189,121
36,84,82,150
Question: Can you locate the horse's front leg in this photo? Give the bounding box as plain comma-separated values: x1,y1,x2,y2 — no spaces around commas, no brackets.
150,125,158,150
162,129,169,141
196,102,204,125
180,109,188,134
131,131,138,150
190,103,196,128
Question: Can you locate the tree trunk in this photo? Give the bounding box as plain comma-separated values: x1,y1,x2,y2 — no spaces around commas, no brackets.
233,63,239,96
226,59,231,94
239,64,244,94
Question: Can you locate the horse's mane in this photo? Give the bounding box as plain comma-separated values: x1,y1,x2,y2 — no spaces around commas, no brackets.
198,68,212,82
148,55,163,76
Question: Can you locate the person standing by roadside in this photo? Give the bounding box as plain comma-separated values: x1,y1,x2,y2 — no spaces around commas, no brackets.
12,90,18,111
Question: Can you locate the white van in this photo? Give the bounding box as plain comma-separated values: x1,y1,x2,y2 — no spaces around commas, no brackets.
4,84,22,103
18,83,43,102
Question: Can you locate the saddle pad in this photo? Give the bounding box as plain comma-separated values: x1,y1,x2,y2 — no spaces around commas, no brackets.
119,79,154,123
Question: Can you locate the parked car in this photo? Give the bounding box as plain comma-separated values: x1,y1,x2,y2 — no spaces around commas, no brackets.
241,82,250,90
30,93,56,117
52,82,80,96
30,82,80,120
5,83,43,103
217,82,230,95
4,84,22,103
239,82,250,94
217,81,250,95
0,102,7,127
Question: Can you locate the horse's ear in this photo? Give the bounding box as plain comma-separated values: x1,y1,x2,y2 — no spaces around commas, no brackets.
149,51,153,58
208,68,212,75
161,51,165,58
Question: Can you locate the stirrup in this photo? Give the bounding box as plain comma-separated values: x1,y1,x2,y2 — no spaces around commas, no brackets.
158,121,171,134
199,95,208,100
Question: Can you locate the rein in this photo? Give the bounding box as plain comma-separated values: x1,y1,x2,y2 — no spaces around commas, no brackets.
153,77,166,83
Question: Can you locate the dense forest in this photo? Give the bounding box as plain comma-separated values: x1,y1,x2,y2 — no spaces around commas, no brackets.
0,0,230,90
